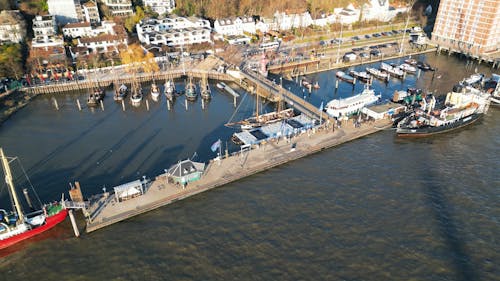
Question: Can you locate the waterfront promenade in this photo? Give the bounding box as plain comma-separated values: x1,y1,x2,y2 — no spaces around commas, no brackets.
85,117,392,233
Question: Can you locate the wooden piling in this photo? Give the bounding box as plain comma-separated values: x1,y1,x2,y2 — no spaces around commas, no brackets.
146,100,150,111
185,99,188,111
100,100,104,111
167,100,171,110
68,210,80,237
121,99,125,111
53,98,59,110
76,99,81,111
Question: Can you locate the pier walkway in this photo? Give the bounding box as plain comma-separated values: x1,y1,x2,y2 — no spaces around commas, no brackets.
85,117,392,233
240,69,335,124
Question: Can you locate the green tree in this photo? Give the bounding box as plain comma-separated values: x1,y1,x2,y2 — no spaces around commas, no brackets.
0,44,23,79
124,6,145,33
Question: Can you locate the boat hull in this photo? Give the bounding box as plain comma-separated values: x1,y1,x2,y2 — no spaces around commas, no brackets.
397,113,482,137
0,209,68,250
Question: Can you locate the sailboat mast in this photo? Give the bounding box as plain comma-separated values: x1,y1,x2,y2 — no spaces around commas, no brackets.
0,148,24,222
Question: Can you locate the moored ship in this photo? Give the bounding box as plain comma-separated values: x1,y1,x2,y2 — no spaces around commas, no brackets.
325,85,381,118
396,86,490,137
0,148,67,250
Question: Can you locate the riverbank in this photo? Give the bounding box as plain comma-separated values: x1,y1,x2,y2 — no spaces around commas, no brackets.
0,90,35,125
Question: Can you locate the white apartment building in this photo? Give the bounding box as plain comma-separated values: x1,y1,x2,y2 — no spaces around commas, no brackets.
82,1,100,24
77,33,127,54
63,21,117,38
214,16,256,36
0,10,26,43
273,11,313,30
143,0,176,15
101,0,134,17
333,5,361,24
47,0,83,25
137,16,211,47
32,15,58,43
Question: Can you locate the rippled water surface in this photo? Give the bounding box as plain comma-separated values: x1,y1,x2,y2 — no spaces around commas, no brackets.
0,53,498,281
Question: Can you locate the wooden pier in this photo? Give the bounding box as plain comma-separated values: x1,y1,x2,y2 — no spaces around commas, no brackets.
83,117,392,233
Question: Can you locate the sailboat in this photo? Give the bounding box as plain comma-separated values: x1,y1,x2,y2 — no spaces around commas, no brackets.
164,78,176,102
200,75,211,100
150,79,160,102
226,91,294,130
185,76,197,101
114,84,128,101
130,79,143,106
0,148,67,250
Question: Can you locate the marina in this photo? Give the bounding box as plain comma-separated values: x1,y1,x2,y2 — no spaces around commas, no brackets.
0,50,498,280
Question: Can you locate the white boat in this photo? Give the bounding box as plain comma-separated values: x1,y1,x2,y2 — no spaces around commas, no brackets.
216,82,224,89
366,67,388,81
150,82,160,101
185,77,197,101
399,63,417,73
200,76,211,100
164,79,176,101
130,87,143,106
349,70,371,83
462,73,484,85
325,86,381,118
380,62,404,78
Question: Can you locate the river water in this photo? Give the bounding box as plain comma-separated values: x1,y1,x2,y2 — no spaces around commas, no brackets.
0,53,498,280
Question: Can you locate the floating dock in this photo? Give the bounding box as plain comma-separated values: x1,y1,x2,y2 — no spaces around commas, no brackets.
82,117,392,233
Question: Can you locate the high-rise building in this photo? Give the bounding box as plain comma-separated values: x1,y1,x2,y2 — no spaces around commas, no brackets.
432,0,500,55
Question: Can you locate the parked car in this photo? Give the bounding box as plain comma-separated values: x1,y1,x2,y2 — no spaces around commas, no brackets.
343,52,357,62
370,49,382,57
359,52,369,59
364,34,371,39
373,33,381,37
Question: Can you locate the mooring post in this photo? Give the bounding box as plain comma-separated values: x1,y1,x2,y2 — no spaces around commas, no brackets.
417,69,421,78
233,96,236,107
68,209,80,237
146,99,150,111
100,100,104,111
76,99,81,111
167,100,171,110
335,80,339,89
53,98,59,110
353,78,357,85
201,98,205,109
185,99,188,111
121,99,125,111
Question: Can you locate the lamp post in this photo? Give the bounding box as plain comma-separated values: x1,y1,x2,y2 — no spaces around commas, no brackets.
336,18,343,64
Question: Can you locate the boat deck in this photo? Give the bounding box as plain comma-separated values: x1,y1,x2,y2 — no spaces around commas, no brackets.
85,118,392,233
